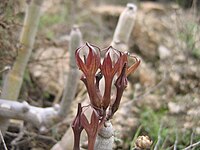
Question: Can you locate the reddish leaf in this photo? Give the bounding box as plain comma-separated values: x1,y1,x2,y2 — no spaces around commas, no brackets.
75,47,88,75
126,55,140,76
80,109,102,150
72,103,84,150
108,63,128,119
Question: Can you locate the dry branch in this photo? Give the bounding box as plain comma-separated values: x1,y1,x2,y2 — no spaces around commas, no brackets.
58,25,82,117
0,18,82,140
0,130,8,150
1,0,43,100
51,26,83,150
173,130,178,150
111,3,137,51
154,123,162,150
0,0,43,134
183,141,200,150
0,99,60,131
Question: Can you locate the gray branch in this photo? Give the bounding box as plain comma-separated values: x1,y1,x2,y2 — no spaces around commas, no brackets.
183,141,200,150
58,25,82,117
0,0,44,134
0,99,60,132
111,3,137,51
0,25,82,132
154,123,162,150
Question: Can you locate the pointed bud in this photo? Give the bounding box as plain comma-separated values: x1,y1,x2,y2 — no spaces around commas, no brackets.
72,103,84,150
108,63,128,119
126,55,140,76
101,46,123,109
81,109,105,150
75,43,102,108
75,42,101,77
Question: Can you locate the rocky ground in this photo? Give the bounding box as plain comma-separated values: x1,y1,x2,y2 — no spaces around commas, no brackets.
0,1,200,149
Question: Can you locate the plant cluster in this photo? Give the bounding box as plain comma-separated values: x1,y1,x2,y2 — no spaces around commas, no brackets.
72,43,140,150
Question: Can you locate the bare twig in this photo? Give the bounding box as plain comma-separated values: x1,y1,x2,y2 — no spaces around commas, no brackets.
0,26,82,142
0,66,11,74
154,123,163,150
24,130,58,144
58,25,82,117
173,130,178,150
183,141,200,150
0,99,60,131
190,129,195,145
0,0,44,134
0,130,8,150
29,56,68,64
161,134,169,149
111,3,137,51
134,71,167,102
122,71,167,107
11,122,25,147
190,129,195,150
0,21,7,29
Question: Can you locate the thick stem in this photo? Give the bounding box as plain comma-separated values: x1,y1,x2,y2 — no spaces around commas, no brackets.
1,0,43,100
102,78,112,109
86,77,101,108
59,25,82,117
87,136,96,150
111,3,137,51
94,121,114,150
0,0,43,134
0,99,60,131
73,132,81,150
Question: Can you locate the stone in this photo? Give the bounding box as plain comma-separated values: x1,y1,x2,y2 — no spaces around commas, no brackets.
131,2,177,61
168,102,185,114
158,45,171,59
29,47,68,101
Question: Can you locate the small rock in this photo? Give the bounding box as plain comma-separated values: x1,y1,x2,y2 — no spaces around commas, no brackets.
131,2,174,61
183,122,194,129
135,135,152,149
176,54,186,63
196,127,200,134
29,47,68,98
169,72,180,87
168,102,185,114
158,45,171,59
187,108,200,117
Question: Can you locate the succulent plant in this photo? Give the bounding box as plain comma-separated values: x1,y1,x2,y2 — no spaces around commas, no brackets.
72,42,140,150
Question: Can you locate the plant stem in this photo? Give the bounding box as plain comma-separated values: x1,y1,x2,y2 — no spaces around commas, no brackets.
88,136,96,150
73,132,81,150
0,0,43,134
1,0,43,100
59,25,82,117
94,121,114,150
111,3,137,51
0,99,59,130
